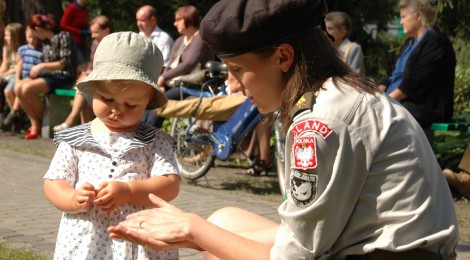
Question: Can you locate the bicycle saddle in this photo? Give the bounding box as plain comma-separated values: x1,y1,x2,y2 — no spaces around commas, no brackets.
176,70,208,86
205,61,228,78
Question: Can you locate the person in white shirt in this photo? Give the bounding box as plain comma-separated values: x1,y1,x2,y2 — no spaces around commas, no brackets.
136,5,174,68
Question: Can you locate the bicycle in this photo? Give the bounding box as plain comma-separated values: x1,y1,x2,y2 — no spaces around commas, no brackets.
169,61,286,194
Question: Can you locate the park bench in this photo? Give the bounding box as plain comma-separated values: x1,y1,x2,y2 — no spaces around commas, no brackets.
41,88,76,138
431,122,470,134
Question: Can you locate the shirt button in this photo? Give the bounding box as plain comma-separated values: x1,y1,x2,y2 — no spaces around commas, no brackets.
112,161,117,166
110,169,114,173
108,175,113,178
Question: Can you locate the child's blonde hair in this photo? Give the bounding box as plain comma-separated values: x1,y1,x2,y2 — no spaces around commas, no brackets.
4,23,26,52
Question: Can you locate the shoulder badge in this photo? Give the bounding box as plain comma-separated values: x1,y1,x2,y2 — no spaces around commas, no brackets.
289,92,316,120
290,169,318,206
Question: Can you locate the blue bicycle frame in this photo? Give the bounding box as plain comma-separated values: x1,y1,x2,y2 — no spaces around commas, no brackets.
180,82,262,161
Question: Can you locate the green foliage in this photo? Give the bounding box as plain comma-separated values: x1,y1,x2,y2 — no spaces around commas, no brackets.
161,118,172,134
364,31,404,82
435,0,470,41
454,66,470,116
433,64,470,170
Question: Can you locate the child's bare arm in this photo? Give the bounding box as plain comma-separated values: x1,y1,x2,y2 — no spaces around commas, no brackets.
15,57,22,81
94,175,180,212
44,179,96,214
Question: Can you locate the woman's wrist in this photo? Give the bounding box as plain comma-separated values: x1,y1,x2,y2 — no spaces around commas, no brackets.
186,213,206,250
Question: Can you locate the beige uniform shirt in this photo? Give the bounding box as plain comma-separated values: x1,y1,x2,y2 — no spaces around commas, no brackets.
271,79,458,259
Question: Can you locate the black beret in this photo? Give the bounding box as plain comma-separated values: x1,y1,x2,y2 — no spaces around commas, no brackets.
200,0,328,58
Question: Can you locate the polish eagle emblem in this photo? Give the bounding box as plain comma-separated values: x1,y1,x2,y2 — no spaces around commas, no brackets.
293,136,317,169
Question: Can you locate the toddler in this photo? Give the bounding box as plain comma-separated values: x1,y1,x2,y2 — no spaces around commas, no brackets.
43,32,180,259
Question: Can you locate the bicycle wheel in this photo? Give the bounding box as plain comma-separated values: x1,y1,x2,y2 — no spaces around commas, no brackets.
273,116,287,197
170,117,215,180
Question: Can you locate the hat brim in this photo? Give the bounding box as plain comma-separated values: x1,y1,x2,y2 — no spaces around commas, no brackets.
76,62,167,109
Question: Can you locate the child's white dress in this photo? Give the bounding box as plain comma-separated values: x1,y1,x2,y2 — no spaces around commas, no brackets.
44,122,179,260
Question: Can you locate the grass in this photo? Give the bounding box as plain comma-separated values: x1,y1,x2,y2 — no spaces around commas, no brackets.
0,243,47,260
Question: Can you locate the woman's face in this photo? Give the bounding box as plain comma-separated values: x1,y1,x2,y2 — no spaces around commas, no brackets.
222,52,285,114
325,20,345,48
92,81,153,132
400,7,422,38
173,14,187,35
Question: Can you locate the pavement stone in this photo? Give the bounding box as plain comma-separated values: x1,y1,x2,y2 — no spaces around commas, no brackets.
0,147,469,259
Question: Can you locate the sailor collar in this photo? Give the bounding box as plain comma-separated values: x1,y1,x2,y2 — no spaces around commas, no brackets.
53,122,159,159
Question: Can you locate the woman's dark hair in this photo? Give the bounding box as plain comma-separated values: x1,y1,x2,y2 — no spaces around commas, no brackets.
175,5,200,28
29,14,58,33
265,28,377,131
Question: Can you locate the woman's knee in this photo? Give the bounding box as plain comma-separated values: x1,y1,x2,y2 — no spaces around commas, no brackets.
207,207,244,227
18,80,46,96
4,87,13,97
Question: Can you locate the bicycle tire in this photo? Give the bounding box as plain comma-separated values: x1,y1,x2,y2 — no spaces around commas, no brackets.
274,116,287,197
170,117,215,180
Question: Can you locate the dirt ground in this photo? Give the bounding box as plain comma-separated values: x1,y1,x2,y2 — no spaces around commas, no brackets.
1,131,469,243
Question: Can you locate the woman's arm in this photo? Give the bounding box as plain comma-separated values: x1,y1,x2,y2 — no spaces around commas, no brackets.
389,87,408,101
108,194,273,260
15,56,22,81
29,61,63,78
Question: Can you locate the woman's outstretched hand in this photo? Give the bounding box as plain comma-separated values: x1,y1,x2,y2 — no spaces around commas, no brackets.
108,194,202,251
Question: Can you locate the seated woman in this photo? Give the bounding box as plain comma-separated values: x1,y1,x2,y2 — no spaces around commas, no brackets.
53,15,112,132
143,5,214,128
14,14,77,139
324,11,365,75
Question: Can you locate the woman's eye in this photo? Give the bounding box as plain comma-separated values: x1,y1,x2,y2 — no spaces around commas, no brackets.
126,104,137,108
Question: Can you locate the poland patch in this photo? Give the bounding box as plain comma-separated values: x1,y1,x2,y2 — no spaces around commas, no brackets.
293,136,317,169
291,119,332,139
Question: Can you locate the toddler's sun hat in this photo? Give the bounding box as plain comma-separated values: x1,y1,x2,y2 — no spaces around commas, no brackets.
76,31,166,109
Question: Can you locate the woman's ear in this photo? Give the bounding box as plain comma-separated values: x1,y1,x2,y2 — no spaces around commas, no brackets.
277,43,294,73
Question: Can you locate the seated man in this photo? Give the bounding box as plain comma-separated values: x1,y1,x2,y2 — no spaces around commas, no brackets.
156,72,273,174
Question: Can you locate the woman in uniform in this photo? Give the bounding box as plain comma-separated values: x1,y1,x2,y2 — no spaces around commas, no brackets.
108,0,458,259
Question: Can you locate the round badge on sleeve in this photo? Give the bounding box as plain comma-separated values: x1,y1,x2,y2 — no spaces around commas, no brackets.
290,169,318,207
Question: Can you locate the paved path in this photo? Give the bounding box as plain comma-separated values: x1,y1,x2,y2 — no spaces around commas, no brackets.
0,149,279,259
0,149,469,259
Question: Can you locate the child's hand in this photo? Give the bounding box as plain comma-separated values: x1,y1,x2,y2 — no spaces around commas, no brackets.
73,182,96,213
94,181,131,212
29,64,43,78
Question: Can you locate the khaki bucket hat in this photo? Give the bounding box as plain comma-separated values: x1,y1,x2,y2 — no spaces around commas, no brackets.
76,31,166,109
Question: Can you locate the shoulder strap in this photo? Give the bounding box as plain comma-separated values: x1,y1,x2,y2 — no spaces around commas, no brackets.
289,92,316,120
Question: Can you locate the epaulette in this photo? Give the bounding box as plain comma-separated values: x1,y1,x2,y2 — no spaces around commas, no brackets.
289,92,316,120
